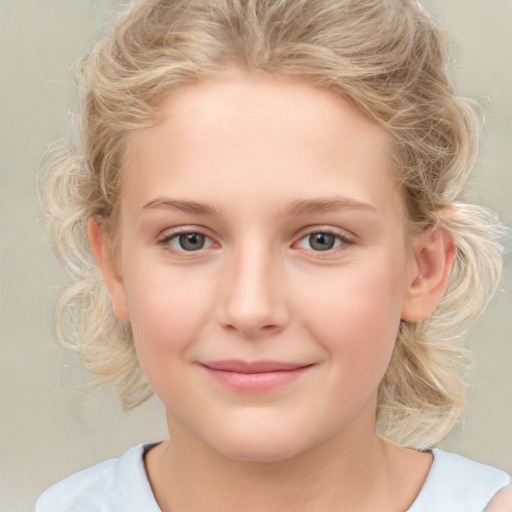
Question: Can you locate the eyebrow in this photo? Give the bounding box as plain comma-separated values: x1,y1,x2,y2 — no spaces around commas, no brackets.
142,196,377,216
142,198,219,215
282,197,377,216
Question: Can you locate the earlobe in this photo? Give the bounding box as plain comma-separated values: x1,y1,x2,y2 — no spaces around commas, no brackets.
87,218,131,322
401,227,456,323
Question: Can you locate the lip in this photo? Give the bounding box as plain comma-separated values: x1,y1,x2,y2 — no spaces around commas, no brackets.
198,360,314,392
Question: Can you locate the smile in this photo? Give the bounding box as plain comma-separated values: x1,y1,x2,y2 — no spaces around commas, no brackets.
198,360,314,392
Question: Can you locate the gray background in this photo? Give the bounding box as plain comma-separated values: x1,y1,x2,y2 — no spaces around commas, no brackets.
0,1,511,510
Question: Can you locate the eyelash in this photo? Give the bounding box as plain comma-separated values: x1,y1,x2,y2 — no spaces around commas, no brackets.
157,229,216,254
293,228,354,256
157,228,354,255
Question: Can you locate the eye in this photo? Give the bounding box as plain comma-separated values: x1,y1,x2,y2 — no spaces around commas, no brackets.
296,231,349,252
160,231,214,252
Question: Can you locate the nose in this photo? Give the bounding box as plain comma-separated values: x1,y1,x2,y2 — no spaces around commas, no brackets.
217,243,290,339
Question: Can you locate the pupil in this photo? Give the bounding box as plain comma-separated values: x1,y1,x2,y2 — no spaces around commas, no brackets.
309,233,335,251
179,233,205,251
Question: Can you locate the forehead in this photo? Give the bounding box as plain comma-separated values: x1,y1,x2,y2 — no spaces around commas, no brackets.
123,68,399,217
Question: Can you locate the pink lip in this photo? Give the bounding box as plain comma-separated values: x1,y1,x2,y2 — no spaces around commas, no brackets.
199,360,313,392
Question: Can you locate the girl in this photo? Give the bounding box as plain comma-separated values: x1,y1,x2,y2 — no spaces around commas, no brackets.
35,0,511,510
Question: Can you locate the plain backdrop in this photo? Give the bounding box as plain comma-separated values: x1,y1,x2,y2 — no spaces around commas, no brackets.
1,1,511,510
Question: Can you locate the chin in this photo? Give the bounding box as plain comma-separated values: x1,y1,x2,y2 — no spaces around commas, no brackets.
202,421,320,463
217,440,307,463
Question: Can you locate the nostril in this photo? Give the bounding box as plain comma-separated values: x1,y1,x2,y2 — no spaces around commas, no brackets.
217,262,290,337
222,321,283,338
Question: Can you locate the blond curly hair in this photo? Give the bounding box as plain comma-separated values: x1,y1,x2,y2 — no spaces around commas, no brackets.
40,0,506,449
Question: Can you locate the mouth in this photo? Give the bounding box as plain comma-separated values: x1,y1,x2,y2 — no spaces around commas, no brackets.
198,360,314,392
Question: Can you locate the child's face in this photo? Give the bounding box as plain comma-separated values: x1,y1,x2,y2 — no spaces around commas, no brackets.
103,69,421,460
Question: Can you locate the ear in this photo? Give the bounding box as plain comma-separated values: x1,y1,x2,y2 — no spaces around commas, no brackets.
87,218,130,322
401,226,456,323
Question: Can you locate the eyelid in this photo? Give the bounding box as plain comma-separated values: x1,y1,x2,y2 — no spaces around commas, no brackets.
292,226,356,253
157,226,219,253
155,225,355,256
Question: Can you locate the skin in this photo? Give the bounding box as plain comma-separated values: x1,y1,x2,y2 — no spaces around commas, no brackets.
487,486,512,511
89,68,456,511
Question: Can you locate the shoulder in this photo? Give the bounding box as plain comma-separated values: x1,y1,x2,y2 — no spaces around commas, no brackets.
34,444,160,512
409,450,511,512
487,485,512,512
35,455,120,512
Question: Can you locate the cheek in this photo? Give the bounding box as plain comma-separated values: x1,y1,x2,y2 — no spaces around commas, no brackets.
298,259,406,384
121,264,215,385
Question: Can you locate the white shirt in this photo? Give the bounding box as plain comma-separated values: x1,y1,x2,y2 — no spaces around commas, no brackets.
35,444,510,512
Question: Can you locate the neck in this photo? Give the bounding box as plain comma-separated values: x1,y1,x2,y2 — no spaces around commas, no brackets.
145,404,426,512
